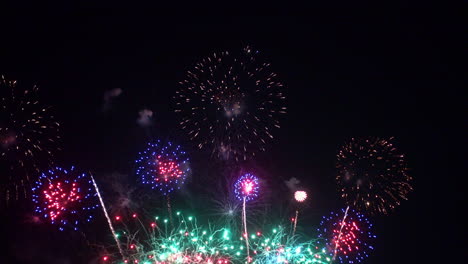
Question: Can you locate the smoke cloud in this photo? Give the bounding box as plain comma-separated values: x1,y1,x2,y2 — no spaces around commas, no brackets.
137,109,153,127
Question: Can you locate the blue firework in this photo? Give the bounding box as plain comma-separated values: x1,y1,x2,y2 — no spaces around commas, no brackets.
135,140,190,196
318,208,376,263
31,166,99,231
234,173,259,202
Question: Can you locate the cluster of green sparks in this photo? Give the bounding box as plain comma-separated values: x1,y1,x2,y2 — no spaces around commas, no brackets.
101,212,331,264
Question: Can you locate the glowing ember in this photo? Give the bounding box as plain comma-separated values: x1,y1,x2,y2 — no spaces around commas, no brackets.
294,190,308,202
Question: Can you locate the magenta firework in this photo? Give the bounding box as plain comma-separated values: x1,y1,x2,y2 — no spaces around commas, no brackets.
234,173,259,202
318,208,376,263
31,166,99,231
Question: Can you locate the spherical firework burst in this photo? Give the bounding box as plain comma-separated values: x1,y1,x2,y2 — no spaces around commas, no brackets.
292,190,308,235
318,208,376,263
0,76,60,201
336,137,412,215
294,190,308,203
31,166,99,231
234,173,259,202
234,173,260,259
135,140,190,196
175,46,287,162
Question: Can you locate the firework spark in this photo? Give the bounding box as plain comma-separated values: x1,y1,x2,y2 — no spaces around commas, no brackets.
234,173,260,203
175,46,286,162
135,140,191,196
100,211,331,264
318,208,376,263
336,137,412,215
294,191,308,203
0,76,60,202
31,166,99,231
252,226,331,264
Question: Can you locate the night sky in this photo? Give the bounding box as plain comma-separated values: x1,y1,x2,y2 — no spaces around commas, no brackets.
0,3,463,264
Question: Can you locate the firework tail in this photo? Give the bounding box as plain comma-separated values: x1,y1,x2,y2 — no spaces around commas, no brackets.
242,197,250,262
293,209,299,236
90,174,124,259
333,205,350,260
167,195,174,228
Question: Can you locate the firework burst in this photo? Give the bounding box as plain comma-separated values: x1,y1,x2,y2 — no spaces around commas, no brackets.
31,166,99,231
135,140,190,196
318,208,376,263
0,76,60,202
234,173,260,202
175,46,286,162
336,137,412,215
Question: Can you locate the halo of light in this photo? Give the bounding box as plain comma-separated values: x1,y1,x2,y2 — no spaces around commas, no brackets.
294,190,308,202
101,211,332,264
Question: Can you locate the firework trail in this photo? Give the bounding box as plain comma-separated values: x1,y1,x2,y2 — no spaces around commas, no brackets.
91,174,124,259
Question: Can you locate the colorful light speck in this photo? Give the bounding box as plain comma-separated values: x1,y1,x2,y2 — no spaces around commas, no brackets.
174,46,287,162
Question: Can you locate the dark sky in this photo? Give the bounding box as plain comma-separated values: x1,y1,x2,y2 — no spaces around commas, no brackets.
0,2,464,264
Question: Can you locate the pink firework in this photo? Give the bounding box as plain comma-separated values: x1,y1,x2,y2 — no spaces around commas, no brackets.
31,166,99,231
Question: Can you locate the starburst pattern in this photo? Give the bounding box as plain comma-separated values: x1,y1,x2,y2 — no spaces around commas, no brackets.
135,140,190,196
318,208,376,263
336,137,412,215
31,166,99,231
175,46,286,162
0,75,60,202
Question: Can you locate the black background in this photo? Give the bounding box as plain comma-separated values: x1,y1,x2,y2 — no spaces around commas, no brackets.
0,2,464,264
